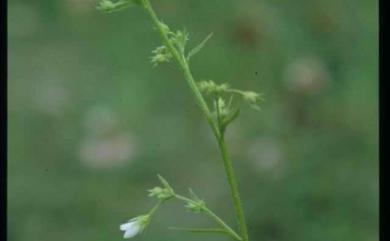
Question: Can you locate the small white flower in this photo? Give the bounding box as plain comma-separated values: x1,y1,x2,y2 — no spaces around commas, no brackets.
120,220,142,239
120,215,149,239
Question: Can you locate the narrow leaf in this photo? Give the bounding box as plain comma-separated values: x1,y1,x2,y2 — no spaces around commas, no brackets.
187,32,213,60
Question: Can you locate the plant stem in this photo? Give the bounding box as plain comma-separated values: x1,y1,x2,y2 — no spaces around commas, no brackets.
143,0,220,138
147,200,163,216
217,134,249,241
143,1,249,240
174,194,242,241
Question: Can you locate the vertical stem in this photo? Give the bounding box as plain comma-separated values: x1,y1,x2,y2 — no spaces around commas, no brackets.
142,1,249,240
218,135,249,241
181,61,221,138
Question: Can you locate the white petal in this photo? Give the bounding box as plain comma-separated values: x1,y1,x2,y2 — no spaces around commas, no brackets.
123,224,141,239
120,222,135,231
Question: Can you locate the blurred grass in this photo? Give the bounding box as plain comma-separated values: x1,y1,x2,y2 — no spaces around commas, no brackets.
8,0,378,241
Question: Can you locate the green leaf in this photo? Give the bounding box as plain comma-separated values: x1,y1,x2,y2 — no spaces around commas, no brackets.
187,32,213,60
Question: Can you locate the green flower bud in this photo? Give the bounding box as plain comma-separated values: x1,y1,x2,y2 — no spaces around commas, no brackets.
242,91,263,110
96,0,143,13
96,0,116,12
170,30,189,53
217,98,230,116
151,46,172,66
198,80,230,95
185,200,205,214
148,186,174,200
242,91,260,102
159,22,171,34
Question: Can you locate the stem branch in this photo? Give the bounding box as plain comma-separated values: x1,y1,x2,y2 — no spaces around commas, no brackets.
174,194,242,241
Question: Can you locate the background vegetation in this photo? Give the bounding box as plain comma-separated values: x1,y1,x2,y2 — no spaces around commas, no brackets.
8,0,378,241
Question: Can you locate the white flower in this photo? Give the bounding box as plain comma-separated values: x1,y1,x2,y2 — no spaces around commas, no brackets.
119,215,149,239
120,220,142,239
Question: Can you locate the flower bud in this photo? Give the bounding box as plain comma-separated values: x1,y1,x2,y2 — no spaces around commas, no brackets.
96,0,116,12
185,200,205,214
242,91,263,110
198,80,230,95
148,186,173,200
96,0,143,13
151,46,172,66
170,30,189,53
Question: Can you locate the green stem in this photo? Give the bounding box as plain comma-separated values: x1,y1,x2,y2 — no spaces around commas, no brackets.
147,200,163,216
217,135,249,241
143,0,220,138
142,1,249,240
174,194,242,241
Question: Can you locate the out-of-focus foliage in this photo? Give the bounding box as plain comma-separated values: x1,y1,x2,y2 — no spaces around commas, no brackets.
8,0,378,241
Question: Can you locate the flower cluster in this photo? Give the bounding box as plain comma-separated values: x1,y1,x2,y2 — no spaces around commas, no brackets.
150,46,172,66
150,26,189,66
198,80,230,95
119,176,214,239
148,186,174,200
197,80,263,111
169,30,189,54
185,200,205,213
119,176,172,239
185,189,205,214
241,91,264,110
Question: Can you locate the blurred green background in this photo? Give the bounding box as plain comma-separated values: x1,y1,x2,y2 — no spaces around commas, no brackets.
8,0,378,241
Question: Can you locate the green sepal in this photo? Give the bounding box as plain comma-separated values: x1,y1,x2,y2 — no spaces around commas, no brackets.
157,174,175,194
